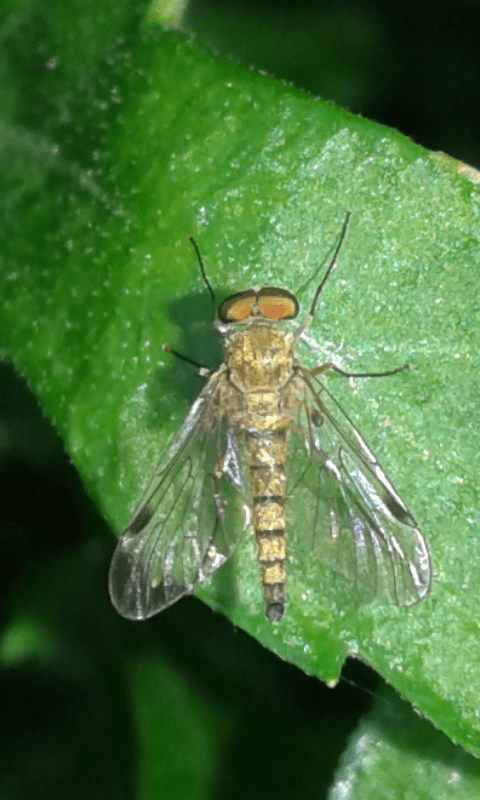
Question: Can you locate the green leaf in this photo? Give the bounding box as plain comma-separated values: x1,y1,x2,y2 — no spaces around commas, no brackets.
330,688,480,799
1,0,480,772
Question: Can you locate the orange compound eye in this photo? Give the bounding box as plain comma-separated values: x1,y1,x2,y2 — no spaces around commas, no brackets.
219,289,256,322
257,287,299,320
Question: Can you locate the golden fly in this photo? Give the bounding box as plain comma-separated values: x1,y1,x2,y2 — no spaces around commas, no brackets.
109,214,431,622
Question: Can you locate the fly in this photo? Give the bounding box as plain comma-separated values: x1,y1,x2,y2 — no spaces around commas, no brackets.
109,213,431,622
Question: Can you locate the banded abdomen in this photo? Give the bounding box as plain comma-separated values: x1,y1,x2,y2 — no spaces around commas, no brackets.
245,410,288,622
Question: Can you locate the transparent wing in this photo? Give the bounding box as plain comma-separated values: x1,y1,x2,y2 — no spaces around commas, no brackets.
109,372,247,620
287,369,431,606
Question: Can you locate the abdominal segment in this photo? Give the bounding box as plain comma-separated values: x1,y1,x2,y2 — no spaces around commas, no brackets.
246,427,288,622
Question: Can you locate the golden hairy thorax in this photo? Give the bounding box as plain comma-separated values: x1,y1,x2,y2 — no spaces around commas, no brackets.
225,322,295,395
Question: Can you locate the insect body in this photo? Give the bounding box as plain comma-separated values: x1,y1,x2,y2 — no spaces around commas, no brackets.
109,215,431,622
222,296,301,620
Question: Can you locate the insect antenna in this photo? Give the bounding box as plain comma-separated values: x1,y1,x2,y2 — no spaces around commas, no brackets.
309,210,351,318
189,236,217,322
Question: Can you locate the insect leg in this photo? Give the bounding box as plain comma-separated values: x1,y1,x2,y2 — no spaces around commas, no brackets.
162,344,213,378
310,362,410,379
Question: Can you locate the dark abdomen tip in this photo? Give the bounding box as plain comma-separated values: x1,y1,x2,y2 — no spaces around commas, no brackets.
265,601,285,622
